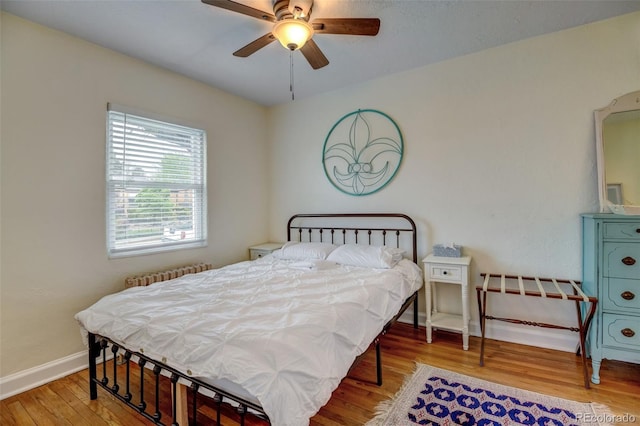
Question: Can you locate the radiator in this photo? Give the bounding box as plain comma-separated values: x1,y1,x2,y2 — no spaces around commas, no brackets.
124,263,214,288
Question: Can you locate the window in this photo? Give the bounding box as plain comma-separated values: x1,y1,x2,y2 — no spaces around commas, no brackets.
106,104,207,257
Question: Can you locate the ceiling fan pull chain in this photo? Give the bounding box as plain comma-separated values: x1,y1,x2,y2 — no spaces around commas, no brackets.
290,50,295,101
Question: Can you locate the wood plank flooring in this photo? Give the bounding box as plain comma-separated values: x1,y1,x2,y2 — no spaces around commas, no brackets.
2,324,639,425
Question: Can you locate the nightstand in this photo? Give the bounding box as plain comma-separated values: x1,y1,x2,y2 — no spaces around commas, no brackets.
423,254,472,350
249,242,284,260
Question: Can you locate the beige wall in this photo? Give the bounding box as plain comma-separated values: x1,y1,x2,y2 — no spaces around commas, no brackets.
267,12,640,348
0,13,269,377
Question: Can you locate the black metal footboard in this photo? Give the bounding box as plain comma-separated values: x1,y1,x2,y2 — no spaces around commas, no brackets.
87,332,269,425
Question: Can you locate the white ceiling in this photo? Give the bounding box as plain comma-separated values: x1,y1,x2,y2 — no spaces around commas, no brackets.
3,0,639,106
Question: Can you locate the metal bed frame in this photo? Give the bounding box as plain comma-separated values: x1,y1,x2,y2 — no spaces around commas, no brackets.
87,213,420,425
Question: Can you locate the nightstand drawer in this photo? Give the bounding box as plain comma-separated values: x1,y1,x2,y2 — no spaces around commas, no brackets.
603,243,640,278
429,264,462,281
604,278,640,313
603,313,640,350
249,242,284,260
250,249,271,260
604,222,640,240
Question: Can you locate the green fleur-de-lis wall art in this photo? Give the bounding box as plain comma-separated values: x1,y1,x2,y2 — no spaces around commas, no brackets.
322,109,403,196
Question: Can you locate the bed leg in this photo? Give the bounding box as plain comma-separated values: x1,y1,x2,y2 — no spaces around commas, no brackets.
88,333,98,400
172,380,189,426
413,296,419,329
375,338,382,386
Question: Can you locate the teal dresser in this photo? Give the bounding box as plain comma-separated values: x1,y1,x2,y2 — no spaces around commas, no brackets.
582,213,640,384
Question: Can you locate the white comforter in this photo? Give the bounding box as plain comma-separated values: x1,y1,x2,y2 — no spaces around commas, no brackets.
75,256,423,426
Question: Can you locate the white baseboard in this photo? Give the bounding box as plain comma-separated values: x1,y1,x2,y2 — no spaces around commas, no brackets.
468,320,579,353
0,351,88,400
1,316,579,400
398,312,579,353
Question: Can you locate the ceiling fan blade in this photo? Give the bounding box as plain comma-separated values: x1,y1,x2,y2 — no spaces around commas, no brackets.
312,18,380,36
300,39,329,70
201,0,276,23
233,33,277,57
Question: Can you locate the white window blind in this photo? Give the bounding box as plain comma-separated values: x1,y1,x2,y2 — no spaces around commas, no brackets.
106,105,207,257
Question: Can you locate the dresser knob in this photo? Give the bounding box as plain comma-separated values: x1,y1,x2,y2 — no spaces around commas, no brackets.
621,256,636,266
636,228,640,233
621,291,636,301
621,328,635,338
443,271,448,275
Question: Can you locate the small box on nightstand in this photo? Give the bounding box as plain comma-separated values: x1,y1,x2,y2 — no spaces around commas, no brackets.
433,244,463,257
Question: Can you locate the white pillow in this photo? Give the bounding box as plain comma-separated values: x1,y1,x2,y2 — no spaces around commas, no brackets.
326,244,405,269
272,241,337,260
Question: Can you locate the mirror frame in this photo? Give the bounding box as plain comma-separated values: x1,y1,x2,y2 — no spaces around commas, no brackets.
595,90,640,213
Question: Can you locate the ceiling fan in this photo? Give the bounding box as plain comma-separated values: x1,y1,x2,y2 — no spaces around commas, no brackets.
201,0,381,70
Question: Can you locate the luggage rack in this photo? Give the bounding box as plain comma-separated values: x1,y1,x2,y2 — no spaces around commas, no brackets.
476,273,598,388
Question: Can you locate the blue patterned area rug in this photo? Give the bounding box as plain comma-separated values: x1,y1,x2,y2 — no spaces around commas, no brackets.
366,364,613,426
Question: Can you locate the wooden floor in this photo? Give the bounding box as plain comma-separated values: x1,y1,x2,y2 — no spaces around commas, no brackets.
2,324,639,425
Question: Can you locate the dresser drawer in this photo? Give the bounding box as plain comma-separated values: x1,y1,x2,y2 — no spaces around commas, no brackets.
604,222,640,240
429,264,462,282
603,313,640,350
603,243,640,279
603,278,640,313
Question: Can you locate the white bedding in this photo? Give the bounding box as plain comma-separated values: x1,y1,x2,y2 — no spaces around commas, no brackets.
75,256,423,426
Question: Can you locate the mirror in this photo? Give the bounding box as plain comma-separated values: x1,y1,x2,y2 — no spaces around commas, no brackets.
595,90,640,215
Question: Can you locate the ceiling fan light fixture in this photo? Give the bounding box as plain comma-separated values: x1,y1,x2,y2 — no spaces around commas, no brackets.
272,19,314,51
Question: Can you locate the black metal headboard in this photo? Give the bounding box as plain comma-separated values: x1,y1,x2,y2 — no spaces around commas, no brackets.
287,213,418,263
